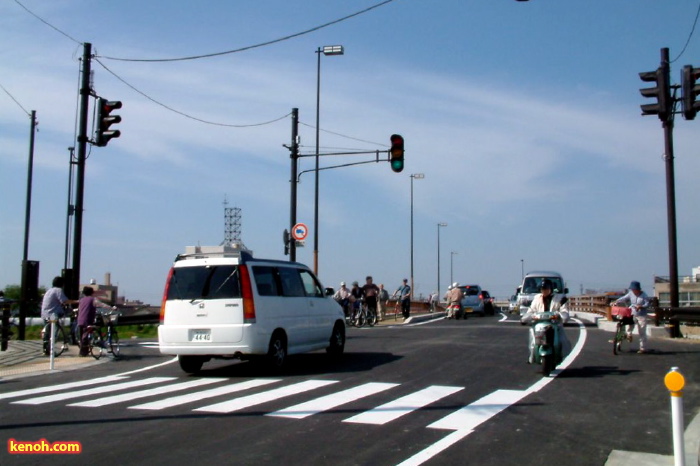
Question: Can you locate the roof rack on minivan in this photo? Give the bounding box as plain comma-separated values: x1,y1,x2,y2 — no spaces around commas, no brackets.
175,244,254,262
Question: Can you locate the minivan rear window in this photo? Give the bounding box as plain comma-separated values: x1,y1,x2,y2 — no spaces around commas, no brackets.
167,265,241,300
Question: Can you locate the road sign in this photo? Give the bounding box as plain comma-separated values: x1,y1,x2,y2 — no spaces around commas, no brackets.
291,223,308,241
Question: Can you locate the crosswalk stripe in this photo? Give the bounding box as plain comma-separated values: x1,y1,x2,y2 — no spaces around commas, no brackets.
130,379,281,411
12,377,175,405
427,389,527,431
194,379,338,414
267,382,399,419
343,385,464,425
67,378,228,407
0,375,127,401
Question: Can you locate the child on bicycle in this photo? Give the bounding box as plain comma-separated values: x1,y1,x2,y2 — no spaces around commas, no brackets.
78,286,116,356
611,281,650,354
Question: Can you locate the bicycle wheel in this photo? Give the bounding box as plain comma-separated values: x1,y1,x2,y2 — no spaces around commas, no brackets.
109,328,120,357
355,311,366,328
89,329,104,360
367,310,377,327
613,323,627,355
52,325,68,357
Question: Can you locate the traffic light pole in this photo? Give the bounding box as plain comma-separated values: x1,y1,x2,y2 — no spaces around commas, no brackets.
70,42,93,300
659,47,679,309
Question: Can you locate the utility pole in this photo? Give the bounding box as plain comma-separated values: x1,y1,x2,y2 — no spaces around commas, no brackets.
19,110,38,339
289,108,299,261
70,42,92,300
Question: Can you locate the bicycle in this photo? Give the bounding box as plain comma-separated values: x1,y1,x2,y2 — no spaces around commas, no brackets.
611,306,634,355
41,316,71,357
86,309,121,360
351,299,377,328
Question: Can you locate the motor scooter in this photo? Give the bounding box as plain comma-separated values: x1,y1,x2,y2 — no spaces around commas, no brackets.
524,311,563,377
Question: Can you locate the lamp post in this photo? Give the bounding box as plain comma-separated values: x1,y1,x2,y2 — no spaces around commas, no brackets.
437,223,447,298
314,44,344,276
450,251,458,285
521,259,524,280
410,173,425,297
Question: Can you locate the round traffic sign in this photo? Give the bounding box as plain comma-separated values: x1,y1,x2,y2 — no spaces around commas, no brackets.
291,223,309,241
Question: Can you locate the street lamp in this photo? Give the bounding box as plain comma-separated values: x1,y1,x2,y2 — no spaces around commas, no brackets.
314,44,344,276
437,222,448,299
410,173,425,298
450,251,458,285
521,259,524,280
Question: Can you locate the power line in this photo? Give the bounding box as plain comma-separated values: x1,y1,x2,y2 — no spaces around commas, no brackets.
299,121,387,147
93,57,291,127
13,0,82,45
672,0,700,63
0,82,31,117
99,0,398,63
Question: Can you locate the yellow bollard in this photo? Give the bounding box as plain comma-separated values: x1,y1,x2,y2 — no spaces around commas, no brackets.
664,367,686,466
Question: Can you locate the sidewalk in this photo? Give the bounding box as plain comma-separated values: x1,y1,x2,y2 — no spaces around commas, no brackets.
0,339,102,379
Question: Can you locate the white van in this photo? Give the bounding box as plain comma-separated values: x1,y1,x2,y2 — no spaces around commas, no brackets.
515,271,568,316
158,245,345,373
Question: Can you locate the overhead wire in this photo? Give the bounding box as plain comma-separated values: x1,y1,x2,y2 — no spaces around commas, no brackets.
0,82,32,117
98,0,398,62
93,57,291,128
671,0,700,63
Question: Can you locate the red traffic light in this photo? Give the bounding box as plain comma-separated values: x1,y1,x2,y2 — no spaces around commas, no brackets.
95,97,122,147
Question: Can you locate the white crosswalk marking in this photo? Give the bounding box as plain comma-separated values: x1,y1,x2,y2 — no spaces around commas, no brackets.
267,382,399,419
130,378,281,411
194,379,338,414
344,385,464,425
67,378,228,407
0,375,127,401
427,389,528,431
12,377,175,405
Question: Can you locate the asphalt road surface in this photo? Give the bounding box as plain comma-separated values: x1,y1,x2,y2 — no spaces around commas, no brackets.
0,314,698,465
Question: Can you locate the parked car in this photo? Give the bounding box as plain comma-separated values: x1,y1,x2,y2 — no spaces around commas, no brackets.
158,244,346,374
509,294,519,314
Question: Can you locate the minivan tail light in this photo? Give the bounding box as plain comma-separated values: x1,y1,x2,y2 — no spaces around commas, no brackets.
239,265,256,323
160,267,174,324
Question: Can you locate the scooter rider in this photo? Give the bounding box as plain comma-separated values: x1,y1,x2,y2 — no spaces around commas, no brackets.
521,279,572,363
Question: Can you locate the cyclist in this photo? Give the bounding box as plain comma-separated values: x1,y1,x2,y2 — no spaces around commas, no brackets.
361,276,380,322
40,276,78,355
611,281,650,354
350,281,363,321
77,286,116,356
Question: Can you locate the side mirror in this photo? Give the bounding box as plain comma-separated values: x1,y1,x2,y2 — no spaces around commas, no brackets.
324,287,334,297
564,288,569,294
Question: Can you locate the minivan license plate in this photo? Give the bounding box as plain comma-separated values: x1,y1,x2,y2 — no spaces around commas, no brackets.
191,330,211,342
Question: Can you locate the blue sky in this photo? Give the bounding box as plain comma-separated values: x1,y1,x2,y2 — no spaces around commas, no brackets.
1,0,699,304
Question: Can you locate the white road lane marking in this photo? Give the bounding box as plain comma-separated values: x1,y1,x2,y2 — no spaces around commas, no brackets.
268,382,399,419
194,379,338,414
130,378,281,411
344,385,463,425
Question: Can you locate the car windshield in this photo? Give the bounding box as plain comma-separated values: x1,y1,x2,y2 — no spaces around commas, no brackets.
522,277,564,294
167,265,241,300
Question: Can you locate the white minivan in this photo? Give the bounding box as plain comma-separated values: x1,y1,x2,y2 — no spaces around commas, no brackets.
515,271,568,317
158,245,345,373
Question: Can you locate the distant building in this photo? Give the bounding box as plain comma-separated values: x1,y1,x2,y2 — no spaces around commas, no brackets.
654,266,700,307
80,273,117,306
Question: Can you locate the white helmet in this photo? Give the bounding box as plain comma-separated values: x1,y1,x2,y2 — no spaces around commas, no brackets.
340,281,346,286
447,285,453,290
452,282,459,288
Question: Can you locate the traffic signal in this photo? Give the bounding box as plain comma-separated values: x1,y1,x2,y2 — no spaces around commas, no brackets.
389,134,405,173
95,97,122,147
639,62,671,121
681,65,700,121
